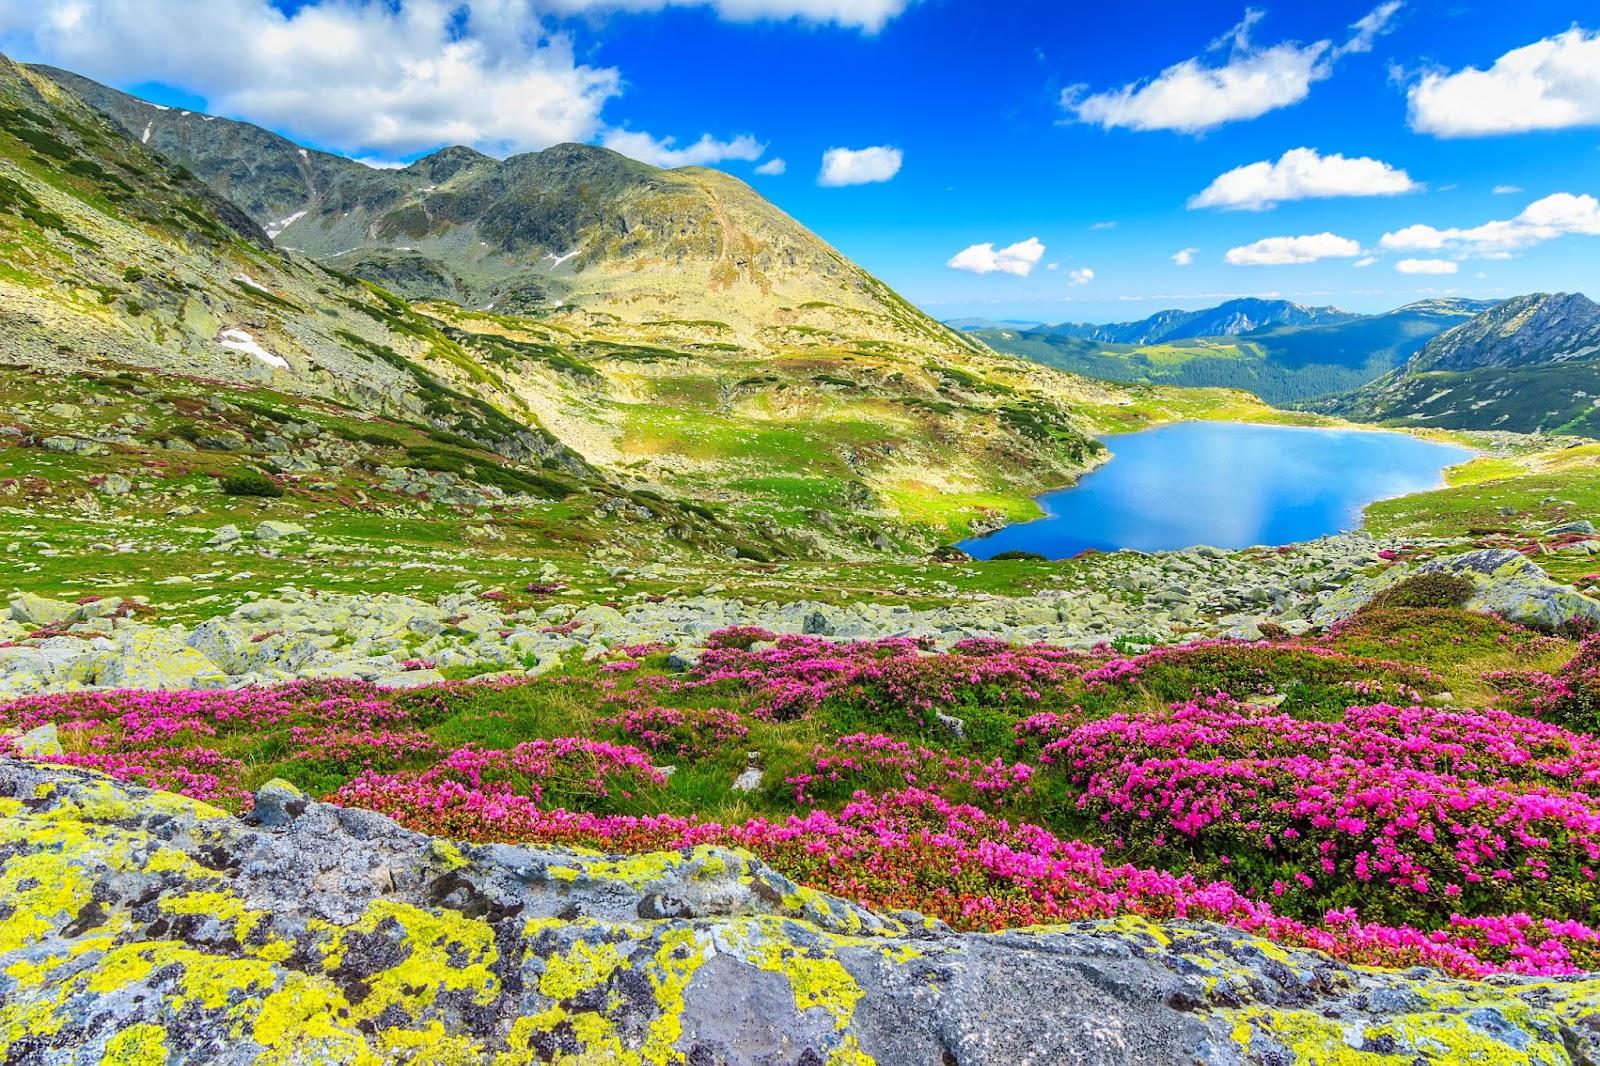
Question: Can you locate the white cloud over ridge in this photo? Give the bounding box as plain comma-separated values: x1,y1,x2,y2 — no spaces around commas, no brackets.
1063,3,1400,134
1189,147,1419,210
818,145,903,186
947,237,1046,277
0,0,910,159
1379,193,1600,257
1408,28,1600,137
1225,232,1362,266
602,129,764,167
754,158,787,175
1172,247,1198,266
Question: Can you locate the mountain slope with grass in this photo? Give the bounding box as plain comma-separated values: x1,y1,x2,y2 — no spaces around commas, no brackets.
1329,293,1600,434
978,298,1493,405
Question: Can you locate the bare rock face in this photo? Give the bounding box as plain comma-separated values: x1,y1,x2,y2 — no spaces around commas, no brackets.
3,759,1599,1065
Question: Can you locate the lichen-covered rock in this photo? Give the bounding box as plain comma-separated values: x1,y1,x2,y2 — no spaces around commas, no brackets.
1309,548,1600,631
93,628,229,690
3,760,1599,1065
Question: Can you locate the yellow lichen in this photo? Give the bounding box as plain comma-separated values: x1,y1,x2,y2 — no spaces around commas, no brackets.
102,1023,169,1066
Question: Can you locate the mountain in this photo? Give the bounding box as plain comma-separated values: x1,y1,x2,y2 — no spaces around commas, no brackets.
977,298,1493,406
1041,298,1359,345
6,53,1264,559
1328,293,1600,434
0,52,535,452
35,66,972,356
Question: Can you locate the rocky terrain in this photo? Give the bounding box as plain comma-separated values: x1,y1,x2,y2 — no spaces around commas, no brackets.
0,534,1557,696
6,759,1600,1065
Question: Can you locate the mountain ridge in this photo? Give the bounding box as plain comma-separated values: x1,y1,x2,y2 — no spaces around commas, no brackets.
34,65,978,357
1040,297,1360,345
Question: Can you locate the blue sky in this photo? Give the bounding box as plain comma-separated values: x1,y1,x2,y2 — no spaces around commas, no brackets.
2,0,1598,322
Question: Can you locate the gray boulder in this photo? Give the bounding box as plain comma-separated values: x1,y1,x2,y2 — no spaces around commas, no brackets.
1310,548,1600,632
3,760,1599,1066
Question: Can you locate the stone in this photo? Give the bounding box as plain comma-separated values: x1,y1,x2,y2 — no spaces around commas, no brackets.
6,722,62,756
95,629,229,690
1311,548,1600,632
93,472,132,496
250,778,309,829
4,761,1600,1066
8,592,77,627
732,753,764,793
1546,520,1597,536
205,524,242,547
253,520,307,541
666,647,700,672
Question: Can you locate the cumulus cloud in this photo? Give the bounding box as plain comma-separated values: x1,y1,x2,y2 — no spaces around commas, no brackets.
1172,247,1198,266
1189,147,1419,210
1353,256,1378,268
0,0,624,157
1224,232,1362,265
0,0,912,159
946,237,1046,277
1379,192,1600,257
601,129,764,167
541,0,912,31
754,157,787,175
818,145,903,186
1063,3,1399,134
1408,28,1600,137
1068,267,1095,285
1396,258,1457,274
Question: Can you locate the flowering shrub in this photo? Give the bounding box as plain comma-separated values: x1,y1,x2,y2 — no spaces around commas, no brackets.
1058,695,1600,926
1491,635,1600,733
599,705,748,759
6,619,1600,976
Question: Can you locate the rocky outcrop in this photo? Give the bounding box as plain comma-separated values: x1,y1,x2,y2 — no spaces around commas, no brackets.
1310,548,1600,631
3,760,1599,1064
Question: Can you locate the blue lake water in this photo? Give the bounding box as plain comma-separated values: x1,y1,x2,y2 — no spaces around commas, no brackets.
960,422,1474,560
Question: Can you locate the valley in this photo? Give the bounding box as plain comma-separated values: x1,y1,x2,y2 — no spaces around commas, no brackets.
6,31,1600,1066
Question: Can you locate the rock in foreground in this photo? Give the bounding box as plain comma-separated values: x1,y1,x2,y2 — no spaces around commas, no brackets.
3,762,1599,1064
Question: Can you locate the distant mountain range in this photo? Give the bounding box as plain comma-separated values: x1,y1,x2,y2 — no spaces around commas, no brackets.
943,317,1046,333
975,298,1496,406
1327,293,1600,434
1040,298,1362,345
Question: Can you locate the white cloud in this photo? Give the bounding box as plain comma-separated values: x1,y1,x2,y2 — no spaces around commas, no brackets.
1492,184,1523,195
542,0,912,31
1189,147,1419,210
1396,258,1457,274
946,237,1046,277
753,157,787,175
1089,220,1117,230
818,145,902,186
1408,28,1600,137
1379,192,1600,257
601,129,764,167
1068,267,1094,285
0,0,624,157
0,0,912,159
1063,3,1399,134
1353,256,1378,268
1171,247,1198,266
1224,232,1362,265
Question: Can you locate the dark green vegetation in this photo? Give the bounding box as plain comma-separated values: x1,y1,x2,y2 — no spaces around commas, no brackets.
980,299,1494,406
219,469,284,498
